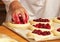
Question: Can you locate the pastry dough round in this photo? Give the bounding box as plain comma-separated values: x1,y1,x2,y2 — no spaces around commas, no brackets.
53,17,60,23
29,19,52,25
5,22,30,30
29,19,53,31
27,31,53,41
53,28,60,36
28,24,53,31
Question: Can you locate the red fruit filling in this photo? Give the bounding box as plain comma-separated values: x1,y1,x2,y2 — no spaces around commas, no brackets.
32,29,42,35
33,23,51,29
32,29,51,36
33,18,49,22
57,17,60,20
45,24,51,29
57,28,60,32
12,13,29,24
42,31,50,36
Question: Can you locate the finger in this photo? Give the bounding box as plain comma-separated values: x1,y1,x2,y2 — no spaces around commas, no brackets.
21,10,29,23
15,9,25,24
18,13,24,24
21,13,26,24
24,10,29,23
19,9,27,23
12,13,21,24
25,11,29,20
25,12,29,23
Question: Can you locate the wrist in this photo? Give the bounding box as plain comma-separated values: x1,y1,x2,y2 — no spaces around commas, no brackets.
9,1,23,12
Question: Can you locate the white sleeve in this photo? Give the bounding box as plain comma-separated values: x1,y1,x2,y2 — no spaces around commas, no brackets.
43,0,60,18
2,0,15,13
2,0,20,13
58,0,60,17
2,0,21,22
2,0,15,6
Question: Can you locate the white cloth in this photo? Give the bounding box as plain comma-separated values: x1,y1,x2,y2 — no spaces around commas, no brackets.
2,0,60,21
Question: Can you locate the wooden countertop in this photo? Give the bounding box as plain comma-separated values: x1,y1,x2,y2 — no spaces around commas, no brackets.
0,26,60,42
0,26,28,42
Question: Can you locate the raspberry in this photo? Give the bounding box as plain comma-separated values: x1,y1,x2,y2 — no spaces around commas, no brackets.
32,29,38,34
32,29,42,35
45,24,51,29
32,30,50,36
33,24,38,28
57,17,60,20
37,30,42,35
44,19,49,22
33,18,49,22
33,23,51,29
33,23,42,28
57,28,60,32
42,31,50,36
42,24,45,28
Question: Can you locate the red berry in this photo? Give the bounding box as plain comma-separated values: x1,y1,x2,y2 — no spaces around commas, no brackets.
45,24,51,29
32,30,51,36
32,29,42,35
44,19,49,22
33,25,36,27
33,18,49,22
33,23,51,29
33,25,38,28
33,19,38,22
39,18,42,20
37,30,42,35
39,23,43,28
46,19,49,22
33,23,42,28
57,17,60,20
32,29,37,34
36,24,40,28
42,24,45,28
42,31,50,36
57,28,60,32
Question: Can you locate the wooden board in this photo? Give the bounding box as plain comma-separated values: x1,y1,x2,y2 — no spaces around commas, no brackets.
0,26,60,42
0,26,28,42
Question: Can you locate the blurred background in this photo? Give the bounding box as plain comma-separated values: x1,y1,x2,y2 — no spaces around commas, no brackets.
0,0,6,25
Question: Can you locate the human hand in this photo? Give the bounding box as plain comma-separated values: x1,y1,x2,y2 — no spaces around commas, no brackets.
9,1,29,24
12,8,29,24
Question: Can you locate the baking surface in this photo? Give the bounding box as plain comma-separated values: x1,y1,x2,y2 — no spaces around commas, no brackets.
0,26,28,42
0,25,60,42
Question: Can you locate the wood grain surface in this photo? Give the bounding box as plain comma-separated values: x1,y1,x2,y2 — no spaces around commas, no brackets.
0,26,28,42
0,26,60,42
